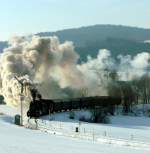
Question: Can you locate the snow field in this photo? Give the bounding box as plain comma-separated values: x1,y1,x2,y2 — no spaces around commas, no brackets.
1,105,150,153
24,110,150,151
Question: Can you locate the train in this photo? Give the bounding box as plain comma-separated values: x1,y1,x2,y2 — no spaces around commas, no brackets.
27,95,122,118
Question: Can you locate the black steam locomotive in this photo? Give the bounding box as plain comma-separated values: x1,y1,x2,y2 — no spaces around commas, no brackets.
27,89,121,118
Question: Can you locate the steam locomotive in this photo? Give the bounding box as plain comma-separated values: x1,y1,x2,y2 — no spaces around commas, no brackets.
27,89,121,118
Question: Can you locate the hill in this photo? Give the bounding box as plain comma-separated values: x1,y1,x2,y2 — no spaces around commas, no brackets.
38,25,150,61
38,25,150,46
1,25,150,61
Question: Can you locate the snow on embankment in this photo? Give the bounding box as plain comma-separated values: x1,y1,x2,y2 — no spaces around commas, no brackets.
111,115,150,127
1,105,150,152
1,107,149,153
0,105,18,116
0,104,19,124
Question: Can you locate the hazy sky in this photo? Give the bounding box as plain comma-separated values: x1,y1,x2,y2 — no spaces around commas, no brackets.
0,0,150,40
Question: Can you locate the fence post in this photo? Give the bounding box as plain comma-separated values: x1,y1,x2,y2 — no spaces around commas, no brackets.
79,121,81,133
92,129,94,141
104,131,107,137
131,134,134,140
84,128,85,134
35,119,38,130
49,121,51,129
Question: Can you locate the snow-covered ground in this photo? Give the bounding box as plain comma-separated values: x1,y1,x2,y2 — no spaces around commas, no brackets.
0,104,150,153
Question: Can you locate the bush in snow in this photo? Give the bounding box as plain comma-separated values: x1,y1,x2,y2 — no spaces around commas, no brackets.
69,111,75,119
102,116,111,124
79,115,91,122
79,115,86,122
91,107,111,124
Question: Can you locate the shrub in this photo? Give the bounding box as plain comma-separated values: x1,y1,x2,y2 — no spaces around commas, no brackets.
91,107,111,124
79,115,86,121
102,116,111,124
79,115,91,122
69,111,75,119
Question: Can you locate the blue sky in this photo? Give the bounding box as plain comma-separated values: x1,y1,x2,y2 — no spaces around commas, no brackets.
0,0,150,40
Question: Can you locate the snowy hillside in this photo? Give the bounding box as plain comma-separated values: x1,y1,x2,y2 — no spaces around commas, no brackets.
0,105,150,153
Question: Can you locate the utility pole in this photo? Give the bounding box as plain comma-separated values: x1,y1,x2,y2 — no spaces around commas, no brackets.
14,76,25,126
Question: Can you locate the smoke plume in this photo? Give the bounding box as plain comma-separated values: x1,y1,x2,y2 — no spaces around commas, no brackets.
0,35,150,107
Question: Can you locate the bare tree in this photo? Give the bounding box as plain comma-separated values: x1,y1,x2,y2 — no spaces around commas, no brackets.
79,87,88,97
136,74,150,104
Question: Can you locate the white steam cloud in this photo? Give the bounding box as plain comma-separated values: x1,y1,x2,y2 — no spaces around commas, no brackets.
0,35,150,107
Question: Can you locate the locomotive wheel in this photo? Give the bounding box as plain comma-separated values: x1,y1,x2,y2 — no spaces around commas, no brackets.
39,110,42,116
27,111,30,117
36,111,40,117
